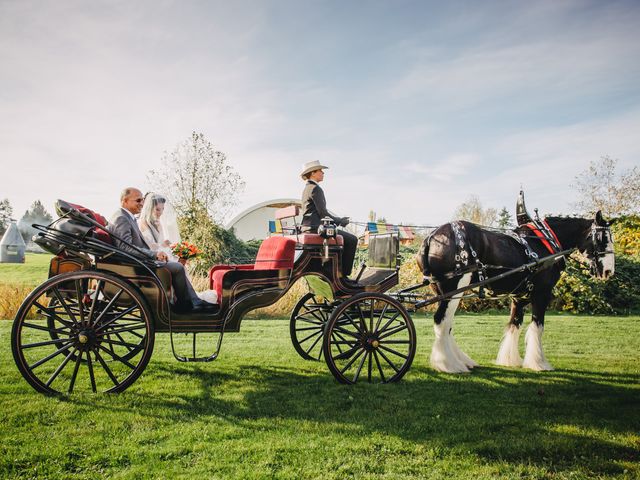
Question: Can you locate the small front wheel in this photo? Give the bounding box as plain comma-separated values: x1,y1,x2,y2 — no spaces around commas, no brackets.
290,292,333,361
323,292,416,384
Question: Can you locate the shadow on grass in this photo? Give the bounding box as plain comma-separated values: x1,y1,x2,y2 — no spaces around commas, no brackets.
64,362,639,475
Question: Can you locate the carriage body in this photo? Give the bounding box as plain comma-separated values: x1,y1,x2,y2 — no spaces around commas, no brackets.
12,201,417,394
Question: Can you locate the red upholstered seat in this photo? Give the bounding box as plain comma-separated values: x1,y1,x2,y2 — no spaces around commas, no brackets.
285,234,344,246
208,237,296,300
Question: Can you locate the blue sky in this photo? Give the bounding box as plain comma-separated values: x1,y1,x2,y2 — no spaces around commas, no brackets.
1,0,639,226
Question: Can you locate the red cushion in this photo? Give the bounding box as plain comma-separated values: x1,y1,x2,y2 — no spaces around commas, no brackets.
68,202,108,227
285,234,344,246
208,264,254,300
255,237,296,269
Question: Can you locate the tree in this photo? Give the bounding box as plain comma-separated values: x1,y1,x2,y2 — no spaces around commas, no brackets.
147,132,245,224
497,207,512,229
572,155,640,216
18,200,53,242
0,198,13,236
453,195,498,226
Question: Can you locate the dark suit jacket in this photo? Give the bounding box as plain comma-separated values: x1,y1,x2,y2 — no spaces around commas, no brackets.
301,180,342,231
107,208,156,259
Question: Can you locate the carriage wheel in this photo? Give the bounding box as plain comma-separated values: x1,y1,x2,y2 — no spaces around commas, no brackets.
290,292,334,361
323,292,416,384
46,298,146,363
12,271,155,394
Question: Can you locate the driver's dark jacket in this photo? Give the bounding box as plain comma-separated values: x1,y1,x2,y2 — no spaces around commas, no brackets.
301,180,341,232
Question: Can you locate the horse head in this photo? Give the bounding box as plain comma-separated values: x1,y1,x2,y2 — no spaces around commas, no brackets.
578,211,615,280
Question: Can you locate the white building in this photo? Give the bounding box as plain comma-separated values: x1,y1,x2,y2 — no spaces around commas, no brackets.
225,198,301,241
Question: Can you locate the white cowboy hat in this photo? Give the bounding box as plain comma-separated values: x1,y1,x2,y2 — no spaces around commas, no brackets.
300,160,329,179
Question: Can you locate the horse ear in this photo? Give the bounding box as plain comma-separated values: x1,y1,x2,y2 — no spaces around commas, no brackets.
595,210,604,225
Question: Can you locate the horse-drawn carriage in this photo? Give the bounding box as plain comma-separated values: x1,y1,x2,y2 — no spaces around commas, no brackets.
11,200,417,394
11,194,614,394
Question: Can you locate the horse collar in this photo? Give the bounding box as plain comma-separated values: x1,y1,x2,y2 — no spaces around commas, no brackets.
523,220,562,255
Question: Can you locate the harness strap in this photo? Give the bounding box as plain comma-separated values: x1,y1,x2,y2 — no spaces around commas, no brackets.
523,220,561,254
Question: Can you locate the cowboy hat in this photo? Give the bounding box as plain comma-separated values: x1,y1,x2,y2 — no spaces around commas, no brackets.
300,160,329,179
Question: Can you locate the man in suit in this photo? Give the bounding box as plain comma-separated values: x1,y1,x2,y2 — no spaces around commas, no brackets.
108,187,208,313
300,161,358,278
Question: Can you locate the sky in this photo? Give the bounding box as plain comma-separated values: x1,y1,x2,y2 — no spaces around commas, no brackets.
1,0,639,227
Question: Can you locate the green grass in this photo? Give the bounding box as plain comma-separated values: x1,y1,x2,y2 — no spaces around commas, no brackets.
0,253,51,286
1,314,639,479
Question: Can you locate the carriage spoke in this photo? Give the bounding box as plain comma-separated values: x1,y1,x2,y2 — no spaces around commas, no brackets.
68,350,84,394
342,311,364,335
97,324,147,337
375,311,401,335
87,280,104,324
30,342,74,370
378,344,409,360
298,328,323,345
334,344,361,361
95,305,138,332
373,351,386,382
374,303,389,332
86,352,97,393
91,289,124,326
376,348,400,373
94,350,120,386
22,322,71,335
97,345,136,370
378,323,408,340
34,301,76,328
304,332,324,358
99,337,141,350
367,350,373,382
45,348,78,387
22,338,74,349
296,317,325,326
352,350,369,383
339,348,365,374
52,288,79,324
331,325,360,339
75,280,86,326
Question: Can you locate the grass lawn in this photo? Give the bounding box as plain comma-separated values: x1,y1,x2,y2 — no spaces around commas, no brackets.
0,253,52,286
1,314,638,479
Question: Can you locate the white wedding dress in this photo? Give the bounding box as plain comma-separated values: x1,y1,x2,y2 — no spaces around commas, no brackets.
138,194,218,304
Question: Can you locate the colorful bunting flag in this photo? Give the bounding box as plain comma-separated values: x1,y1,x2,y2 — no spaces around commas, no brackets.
268,220,283,234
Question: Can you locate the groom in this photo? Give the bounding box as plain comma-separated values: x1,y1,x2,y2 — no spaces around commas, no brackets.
108,187,210,313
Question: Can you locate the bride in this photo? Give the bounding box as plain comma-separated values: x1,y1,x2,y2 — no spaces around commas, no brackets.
139,193,218,304
138,193,180,262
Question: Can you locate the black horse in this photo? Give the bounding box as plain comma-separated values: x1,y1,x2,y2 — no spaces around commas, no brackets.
416,212,614,373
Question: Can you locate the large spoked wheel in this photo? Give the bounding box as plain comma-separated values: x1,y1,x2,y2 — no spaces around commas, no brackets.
289,293,336,361
12,270,155,394
323,292,416,384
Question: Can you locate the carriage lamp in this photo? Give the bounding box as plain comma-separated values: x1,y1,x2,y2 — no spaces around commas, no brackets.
318,217,337,262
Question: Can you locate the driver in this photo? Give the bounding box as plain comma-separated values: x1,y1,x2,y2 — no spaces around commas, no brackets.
300,161,358,278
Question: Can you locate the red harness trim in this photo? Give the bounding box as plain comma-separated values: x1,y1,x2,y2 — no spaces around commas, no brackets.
524,220,562,255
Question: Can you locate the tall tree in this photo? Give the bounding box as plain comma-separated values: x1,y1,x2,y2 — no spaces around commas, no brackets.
18,200,53,241
0,198,13,236
453,195,498,226
572,155,640,216
147,132,245,224
497,207,512,229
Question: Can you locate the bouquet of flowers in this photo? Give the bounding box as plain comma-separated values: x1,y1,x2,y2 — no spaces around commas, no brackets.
170,241,201,261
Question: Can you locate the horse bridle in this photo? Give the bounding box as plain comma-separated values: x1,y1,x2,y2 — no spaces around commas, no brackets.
589,223,613,273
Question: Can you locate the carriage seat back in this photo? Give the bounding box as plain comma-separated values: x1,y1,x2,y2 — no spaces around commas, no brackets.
55,200,112,244
208,236,296,301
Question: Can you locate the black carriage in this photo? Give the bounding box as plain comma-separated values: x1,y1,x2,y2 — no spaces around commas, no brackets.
12,201,416,394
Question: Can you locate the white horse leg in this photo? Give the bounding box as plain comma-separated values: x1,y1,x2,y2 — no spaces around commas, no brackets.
430,273,476,373
496,324,522,367
522,322,553,371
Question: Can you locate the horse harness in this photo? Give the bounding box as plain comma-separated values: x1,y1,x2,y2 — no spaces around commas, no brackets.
447,220,565,299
